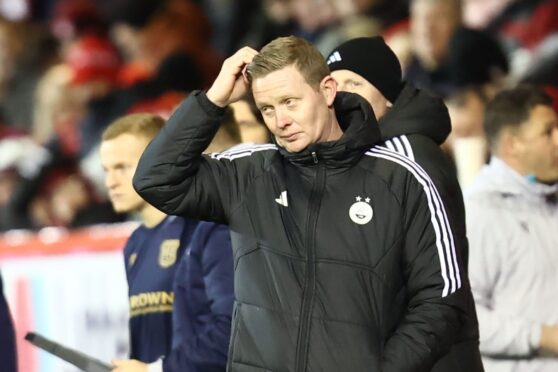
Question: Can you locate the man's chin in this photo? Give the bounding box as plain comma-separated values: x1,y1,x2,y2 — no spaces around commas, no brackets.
535,171,558,185
111,203,134,214
285,146,305,153
280,140,308,153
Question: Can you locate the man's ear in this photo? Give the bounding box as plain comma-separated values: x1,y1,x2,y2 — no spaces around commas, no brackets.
320,75,337,107
498,129,521,159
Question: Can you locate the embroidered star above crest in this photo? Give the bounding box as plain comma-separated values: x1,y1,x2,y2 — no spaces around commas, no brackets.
356,196,362,202
365,197,371,203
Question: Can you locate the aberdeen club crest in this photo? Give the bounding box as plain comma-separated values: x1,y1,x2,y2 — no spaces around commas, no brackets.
349,196,373,225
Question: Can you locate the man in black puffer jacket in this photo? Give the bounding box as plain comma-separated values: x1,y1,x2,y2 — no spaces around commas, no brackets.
328,36,483,371
134,36,472,372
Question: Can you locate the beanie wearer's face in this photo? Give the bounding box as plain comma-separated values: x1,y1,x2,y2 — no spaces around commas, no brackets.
331,69,391,119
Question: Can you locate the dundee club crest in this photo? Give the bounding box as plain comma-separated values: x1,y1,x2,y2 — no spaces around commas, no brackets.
159,239,180,268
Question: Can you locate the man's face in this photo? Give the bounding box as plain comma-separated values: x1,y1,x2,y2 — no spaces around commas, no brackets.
252,65,336,153
410,0,460,68
512,105,558,183
100,133,149,213
332,69,390,119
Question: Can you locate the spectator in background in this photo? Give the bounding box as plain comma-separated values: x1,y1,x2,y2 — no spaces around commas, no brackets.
32,64,85,145
0,134,122,230
101,113,235,372
0,18,59,132
107,0,221,88
0,271,17,372
445,87,490,187
406,0,509,98
75,40,202,160
466,86,558,371
49,172,121,227
406,0,462,96
327,35,483,372
348,0,409,30
195,0,262,56
230,98,271,144
49,0,108,43
100,113,198,364
66,34,122,105
446,27,509,98
65,33,123,157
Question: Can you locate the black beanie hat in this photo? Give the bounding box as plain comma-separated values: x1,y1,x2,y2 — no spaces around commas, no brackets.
327,36,402,103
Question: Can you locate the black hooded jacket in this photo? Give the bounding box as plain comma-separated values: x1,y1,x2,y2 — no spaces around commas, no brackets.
134,90,470,372
380,83,466,263
380,83,483,371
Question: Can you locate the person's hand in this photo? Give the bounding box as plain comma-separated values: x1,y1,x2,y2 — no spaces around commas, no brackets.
111,359,148,372
539,325,558,355
206,46,259,107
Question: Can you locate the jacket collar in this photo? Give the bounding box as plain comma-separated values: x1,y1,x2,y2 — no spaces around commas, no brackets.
278,92,382,168
475,157,558,203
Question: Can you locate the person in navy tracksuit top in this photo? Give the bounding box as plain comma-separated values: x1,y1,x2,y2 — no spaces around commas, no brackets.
100,113,200,366
122,215,199,363
101,112,238,372
159,221,234,372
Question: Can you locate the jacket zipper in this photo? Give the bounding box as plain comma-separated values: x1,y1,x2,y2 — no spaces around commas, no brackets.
295,151,325,372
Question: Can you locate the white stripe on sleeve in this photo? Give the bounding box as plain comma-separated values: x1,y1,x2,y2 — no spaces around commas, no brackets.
366,146,460,297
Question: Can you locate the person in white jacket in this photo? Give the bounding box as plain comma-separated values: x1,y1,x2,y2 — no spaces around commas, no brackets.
466,85,558,371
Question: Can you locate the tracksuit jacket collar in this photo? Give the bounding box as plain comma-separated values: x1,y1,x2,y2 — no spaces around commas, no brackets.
479,157,558,204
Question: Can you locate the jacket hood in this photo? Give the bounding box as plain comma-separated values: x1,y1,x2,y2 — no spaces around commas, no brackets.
379,83,451,145
279,92,382,167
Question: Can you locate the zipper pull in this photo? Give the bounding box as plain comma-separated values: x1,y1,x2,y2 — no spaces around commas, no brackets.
311,151,318,164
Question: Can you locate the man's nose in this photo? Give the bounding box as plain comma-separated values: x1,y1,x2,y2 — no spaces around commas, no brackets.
105,172,118,189
276,109,293,129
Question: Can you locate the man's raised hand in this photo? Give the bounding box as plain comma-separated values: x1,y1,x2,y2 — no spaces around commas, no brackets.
206,47,259,107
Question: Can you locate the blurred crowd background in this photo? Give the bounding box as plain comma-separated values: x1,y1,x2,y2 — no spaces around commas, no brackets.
0,0,556,232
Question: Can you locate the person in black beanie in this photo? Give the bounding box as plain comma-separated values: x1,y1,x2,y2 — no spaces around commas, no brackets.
326,37,403,118
327,36,485,372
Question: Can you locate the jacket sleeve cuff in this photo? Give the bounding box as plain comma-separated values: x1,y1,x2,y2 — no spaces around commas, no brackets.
196,90,228,117
148,358,163,372
529,324,542,352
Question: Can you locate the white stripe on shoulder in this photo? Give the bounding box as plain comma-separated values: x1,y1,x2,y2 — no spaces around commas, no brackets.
365,145,460,297
384,139,396,152
392,137,407,157
210,143,277,160
400,135,415,161
381,135,415,161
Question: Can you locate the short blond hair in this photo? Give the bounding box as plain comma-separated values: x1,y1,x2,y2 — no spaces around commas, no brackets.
247,36,330,89
102,113,165,142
